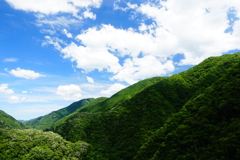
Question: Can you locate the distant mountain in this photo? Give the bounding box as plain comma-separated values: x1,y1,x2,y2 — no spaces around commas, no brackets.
0,110,29,129
26,98,99,130
53,52,240,159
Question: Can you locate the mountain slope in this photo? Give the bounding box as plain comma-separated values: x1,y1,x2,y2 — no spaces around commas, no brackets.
0,110,29,129
54,52,240,159
26,98,97,130
134,55,240,160
78,77,165,113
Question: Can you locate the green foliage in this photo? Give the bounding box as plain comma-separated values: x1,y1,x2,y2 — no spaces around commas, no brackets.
78,77,165,113
0,110,29,129
55,52,240,159
26,98,96,130
0,129,90,160
52,97,107,130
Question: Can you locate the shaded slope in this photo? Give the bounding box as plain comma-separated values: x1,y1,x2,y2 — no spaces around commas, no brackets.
134,55,240,160
26,98,96,130
52,97,107,130
0,110,29,129
78,77,165,113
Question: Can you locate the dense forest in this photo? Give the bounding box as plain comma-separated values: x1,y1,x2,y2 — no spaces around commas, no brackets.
0,52,240,159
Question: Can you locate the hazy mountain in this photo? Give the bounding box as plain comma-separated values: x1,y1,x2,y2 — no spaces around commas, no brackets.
0,110,29,129
26,98,98,130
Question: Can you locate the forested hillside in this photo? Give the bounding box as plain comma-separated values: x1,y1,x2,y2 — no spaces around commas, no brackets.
0,110,29,129
0,53,239,159
53,53,240,159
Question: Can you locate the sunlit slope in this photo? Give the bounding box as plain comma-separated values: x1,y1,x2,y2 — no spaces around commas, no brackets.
54,52,240,159
0,110,28,129
26,98,96,130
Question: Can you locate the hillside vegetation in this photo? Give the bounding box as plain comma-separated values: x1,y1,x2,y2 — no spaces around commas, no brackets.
53,53,240,159
0,129,89,159
0,110,29,129
26,98,97,130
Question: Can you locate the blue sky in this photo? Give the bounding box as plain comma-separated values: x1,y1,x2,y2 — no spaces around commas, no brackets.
1,0,240,120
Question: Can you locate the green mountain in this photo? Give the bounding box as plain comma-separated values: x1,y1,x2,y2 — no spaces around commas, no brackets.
77,77,165,114
53,53,240,159
51,77,164,131
26,98,97,130
0,110,29,129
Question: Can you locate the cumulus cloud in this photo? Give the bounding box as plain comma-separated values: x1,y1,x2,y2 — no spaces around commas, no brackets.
56,84,82,100
135,0,240,65
0,84,14,94
100,83,127,96
87,76,94,83
61,41,121,73
6,68,46,79
8,96,25,103
22,91,28,94
59,24,177,84
111,56,175,84
83,10,96,19
56,0,240,85
3,58,18,62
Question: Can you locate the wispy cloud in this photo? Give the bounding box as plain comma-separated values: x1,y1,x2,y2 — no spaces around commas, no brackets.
3,58,18,62
8,95,25,103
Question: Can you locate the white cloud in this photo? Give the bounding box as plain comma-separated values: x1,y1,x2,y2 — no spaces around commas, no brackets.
83,10,96,19
0,84,14,94
100,83,126,96
5,0,102,15
22,91,28,94
42,36,66,50
61,41,121,73
36,16,82,28
8,96,25,103
63,29,73,38
5,0,102,31
3,58,18,62
6,68,46,79
60,24,177,83
40,29,56,35
56,84,82,100
114,2,138,11
56,0,240,85
87,76,94,83
111,56,175,84
135,0,240,65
